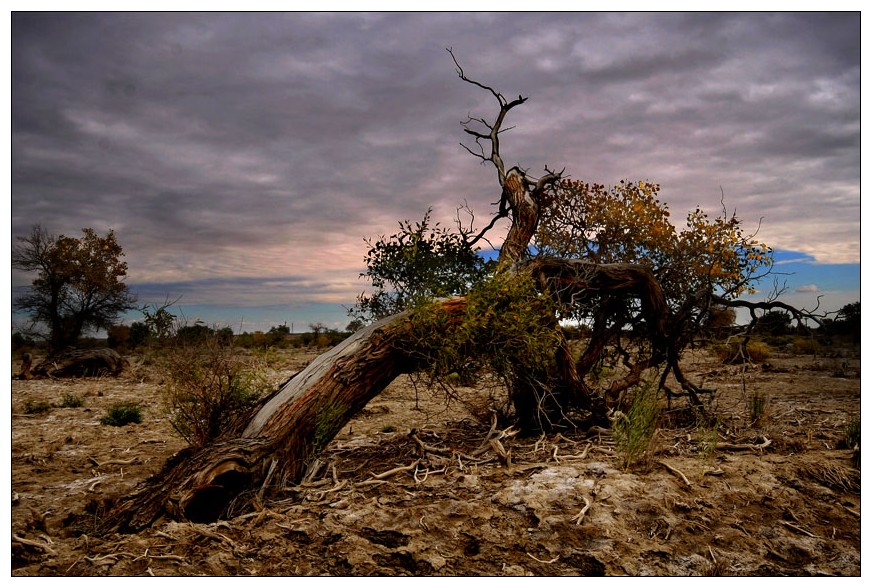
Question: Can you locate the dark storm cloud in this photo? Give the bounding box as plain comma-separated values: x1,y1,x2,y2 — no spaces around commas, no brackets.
11,12,860,315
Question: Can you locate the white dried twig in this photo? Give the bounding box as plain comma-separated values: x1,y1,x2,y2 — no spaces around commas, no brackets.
659,461,693,488
570,496,592,525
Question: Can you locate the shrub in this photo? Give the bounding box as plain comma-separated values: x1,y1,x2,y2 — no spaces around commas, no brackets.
23,400,52,414
843,416,860,468
791,337,818,355
101,402,143,426
58,393,84,408
714,340,772,364
613,380,660,469
747,391,768,427
843,416,860,450
162,336,267,446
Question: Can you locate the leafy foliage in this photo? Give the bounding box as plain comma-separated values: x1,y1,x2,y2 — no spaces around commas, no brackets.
406,270,562,389
13,225,137,351
353,209,493,321
537,179,774,307
140,302,178,343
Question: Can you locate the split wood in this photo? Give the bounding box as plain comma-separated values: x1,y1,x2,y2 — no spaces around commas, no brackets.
490,438,512,466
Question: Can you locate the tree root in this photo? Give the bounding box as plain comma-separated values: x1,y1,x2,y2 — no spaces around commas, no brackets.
659,461,692,488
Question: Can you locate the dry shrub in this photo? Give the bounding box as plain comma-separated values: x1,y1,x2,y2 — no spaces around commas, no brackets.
162,336,268,447
714,340,772,364
791,337,818,355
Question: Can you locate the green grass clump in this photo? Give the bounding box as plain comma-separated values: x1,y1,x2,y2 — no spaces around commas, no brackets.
747,391,768,427
23,400,52,414
58,393,84,408
843,416,860,450
101,402,143,426
613,380,660,470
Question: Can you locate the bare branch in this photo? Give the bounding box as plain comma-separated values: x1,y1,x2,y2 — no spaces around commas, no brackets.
448,47,529,186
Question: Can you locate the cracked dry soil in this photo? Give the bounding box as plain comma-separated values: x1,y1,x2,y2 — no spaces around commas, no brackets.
11,347,860,576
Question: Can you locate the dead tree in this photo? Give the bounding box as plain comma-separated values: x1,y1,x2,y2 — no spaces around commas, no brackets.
102,51,815,531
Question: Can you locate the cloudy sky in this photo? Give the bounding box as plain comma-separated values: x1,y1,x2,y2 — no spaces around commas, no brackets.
10,11,861,333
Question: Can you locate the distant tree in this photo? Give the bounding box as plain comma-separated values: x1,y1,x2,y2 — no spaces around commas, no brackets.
755,310,794,336
176,323,215,345
12,225,137,352
823,301,860,342
128,321,151,349
703,305,737,339
346,319,365,333
11,332,36,354
106,324,131,350
269,324,291,337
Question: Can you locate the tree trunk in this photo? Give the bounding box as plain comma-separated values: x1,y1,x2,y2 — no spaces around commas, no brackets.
103,301,468,532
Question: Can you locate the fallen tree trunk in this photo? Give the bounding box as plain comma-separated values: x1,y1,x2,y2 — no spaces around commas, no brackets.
103,300,467,532
102,257,677,532
33,347,126,378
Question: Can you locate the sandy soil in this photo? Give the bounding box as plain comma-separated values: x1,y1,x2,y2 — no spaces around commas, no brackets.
10,346,860,576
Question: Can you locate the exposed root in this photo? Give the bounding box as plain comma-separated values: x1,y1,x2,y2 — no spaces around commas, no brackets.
570,496,592,525
782,520,819,538
12,533,58,556
659,461,692,488
88,456,141,468
372,459,421,480
526,552,559,564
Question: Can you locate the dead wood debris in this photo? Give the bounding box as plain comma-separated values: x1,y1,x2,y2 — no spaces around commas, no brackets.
800,463,860,494
12,533,57,556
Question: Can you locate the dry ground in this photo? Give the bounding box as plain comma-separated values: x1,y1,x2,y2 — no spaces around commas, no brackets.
10,345,860,576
